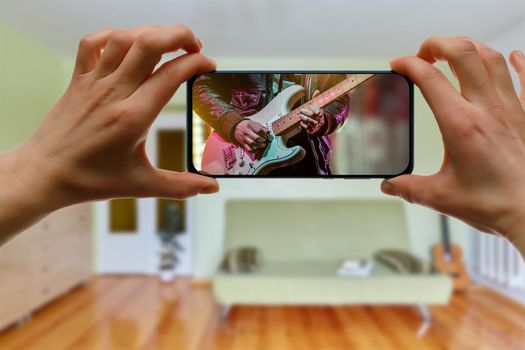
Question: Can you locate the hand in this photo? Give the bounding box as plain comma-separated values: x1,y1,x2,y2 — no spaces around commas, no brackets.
0,25,219,240
233,119,270,153
381,36,525,254
300,90,326,135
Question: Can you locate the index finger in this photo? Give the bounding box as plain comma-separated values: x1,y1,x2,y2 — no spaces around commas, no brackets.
132,52,216,123
391,55,466,133
116,25,202,86
417,36,496,104
250,122,269,136
74,28,115,75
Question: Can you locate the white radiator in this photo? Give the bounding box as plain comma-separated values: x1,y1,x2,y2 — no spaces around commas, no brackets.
471,229,525,303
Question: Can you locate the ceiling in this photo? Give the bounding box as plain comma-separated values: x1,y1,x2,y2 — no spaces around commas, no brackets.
1,0,524,58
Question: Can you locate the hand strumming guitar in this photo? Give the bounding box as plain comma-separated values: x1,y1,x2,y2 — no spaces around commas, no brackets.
233,119,270,153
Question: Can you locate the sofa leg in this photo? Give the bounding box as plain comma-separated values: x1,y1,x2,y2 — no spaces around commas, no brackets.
416,304,431,337
220,304,232,322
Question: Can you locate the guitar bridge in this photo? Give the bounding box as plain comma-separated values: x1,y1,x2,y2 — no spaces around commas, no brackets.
223,145,237,170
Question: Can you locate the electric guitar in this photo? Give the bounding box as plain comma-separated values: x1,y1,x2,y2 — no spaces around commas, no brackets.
432,214,470,291
201,74,375,175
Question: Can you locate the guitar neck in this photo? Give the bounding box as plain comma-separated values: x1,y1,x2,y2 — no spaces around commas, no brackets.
271,74,375,136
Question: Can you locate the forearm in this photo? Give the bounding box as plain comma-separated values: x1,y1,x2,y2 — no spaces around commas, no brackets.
317,97,350,136
193,82,243,141
193,76,236,122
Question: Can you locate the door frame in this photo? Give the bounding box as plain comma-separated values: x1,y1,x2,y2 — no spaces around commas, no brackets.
95,112,194,275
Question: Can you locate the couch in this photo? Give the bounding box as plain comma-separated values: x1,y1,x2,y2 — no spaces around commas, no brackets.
213,199,452,323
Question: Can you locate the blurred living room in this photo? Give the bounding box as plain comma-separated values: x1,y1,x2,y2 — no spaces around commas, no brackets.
1,0,525,349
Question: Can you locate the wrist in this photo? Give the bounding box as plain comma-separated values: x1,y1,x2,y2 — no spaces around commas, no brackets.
232,118,249,145
494,197,525,258
219,112,245,143
1,144,66,217
0,150,46,242
502,209,525,258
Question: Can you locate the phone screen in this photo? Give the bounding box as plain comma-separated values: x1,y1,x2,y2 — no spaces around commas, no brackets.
187,71,413,178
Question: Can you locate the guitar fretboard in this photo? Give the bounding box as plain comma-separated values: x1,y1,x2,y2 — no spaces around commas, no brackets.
271,74,375,136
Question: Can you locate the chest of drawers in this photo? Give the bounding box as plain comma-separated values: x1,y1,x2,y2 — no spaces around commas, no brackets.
0,204,92,331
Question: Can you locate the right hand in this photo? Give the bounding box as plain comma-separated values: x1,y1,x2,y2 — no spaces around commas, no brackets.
381,36,525,255
234,120,270,153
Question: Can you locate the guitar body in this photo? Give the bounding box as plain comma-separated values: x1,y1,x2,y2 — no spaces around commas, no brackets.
432,242,470,291
201,85,307,175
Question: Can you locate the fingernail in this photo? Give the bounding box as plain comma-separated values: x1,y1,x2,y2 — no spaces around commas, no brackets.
517,50,524,58
197,37,204,49
381,180,395,195
199,183,219,194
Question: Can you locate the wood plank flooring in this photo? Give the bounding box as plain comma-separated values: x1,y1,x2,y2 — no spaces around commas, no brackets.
0,276,524,350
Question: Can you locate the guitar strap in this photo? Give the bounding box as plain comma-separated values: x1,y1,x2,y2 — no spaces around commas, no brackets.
303,74,317,102
264,74,272,105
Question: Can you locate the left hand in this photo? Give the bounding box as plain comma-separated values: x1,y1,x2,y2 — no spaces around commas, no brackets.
300,90,326,135
0,25,219,242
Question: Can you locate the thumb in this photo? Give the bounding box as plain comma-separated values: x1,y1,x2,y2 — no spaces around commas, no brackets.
312,89,321,98
381,174,437,206
148,169,219,199
509,50,525,105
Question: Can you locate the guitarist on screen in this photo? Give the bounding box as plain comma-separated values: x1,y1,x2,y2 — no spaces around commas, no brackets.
192,74,351,175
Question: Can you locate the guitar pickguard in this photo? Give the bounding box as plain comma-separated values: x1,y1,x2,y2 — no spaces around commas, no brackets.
201,84,306,175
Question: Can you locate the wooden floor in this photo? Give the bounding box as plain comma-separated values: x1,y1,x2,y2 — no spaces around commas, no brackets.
0,276,525,350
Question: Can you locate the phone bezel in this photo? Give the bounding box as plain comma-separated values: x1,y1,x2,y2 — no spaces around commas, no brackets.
186,70,414,179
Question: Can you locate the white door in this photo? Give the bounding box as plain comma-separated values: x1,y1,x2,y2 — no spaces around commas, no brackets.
95,198,153,274
96,113,193,275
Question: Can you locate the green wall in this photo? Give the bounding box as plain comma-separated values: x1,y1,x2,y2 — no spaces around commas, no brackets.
0,23,67,151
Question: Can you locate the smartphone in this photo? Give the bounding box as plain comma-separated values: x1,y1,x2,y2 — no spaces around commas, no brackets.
187,71,413,178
